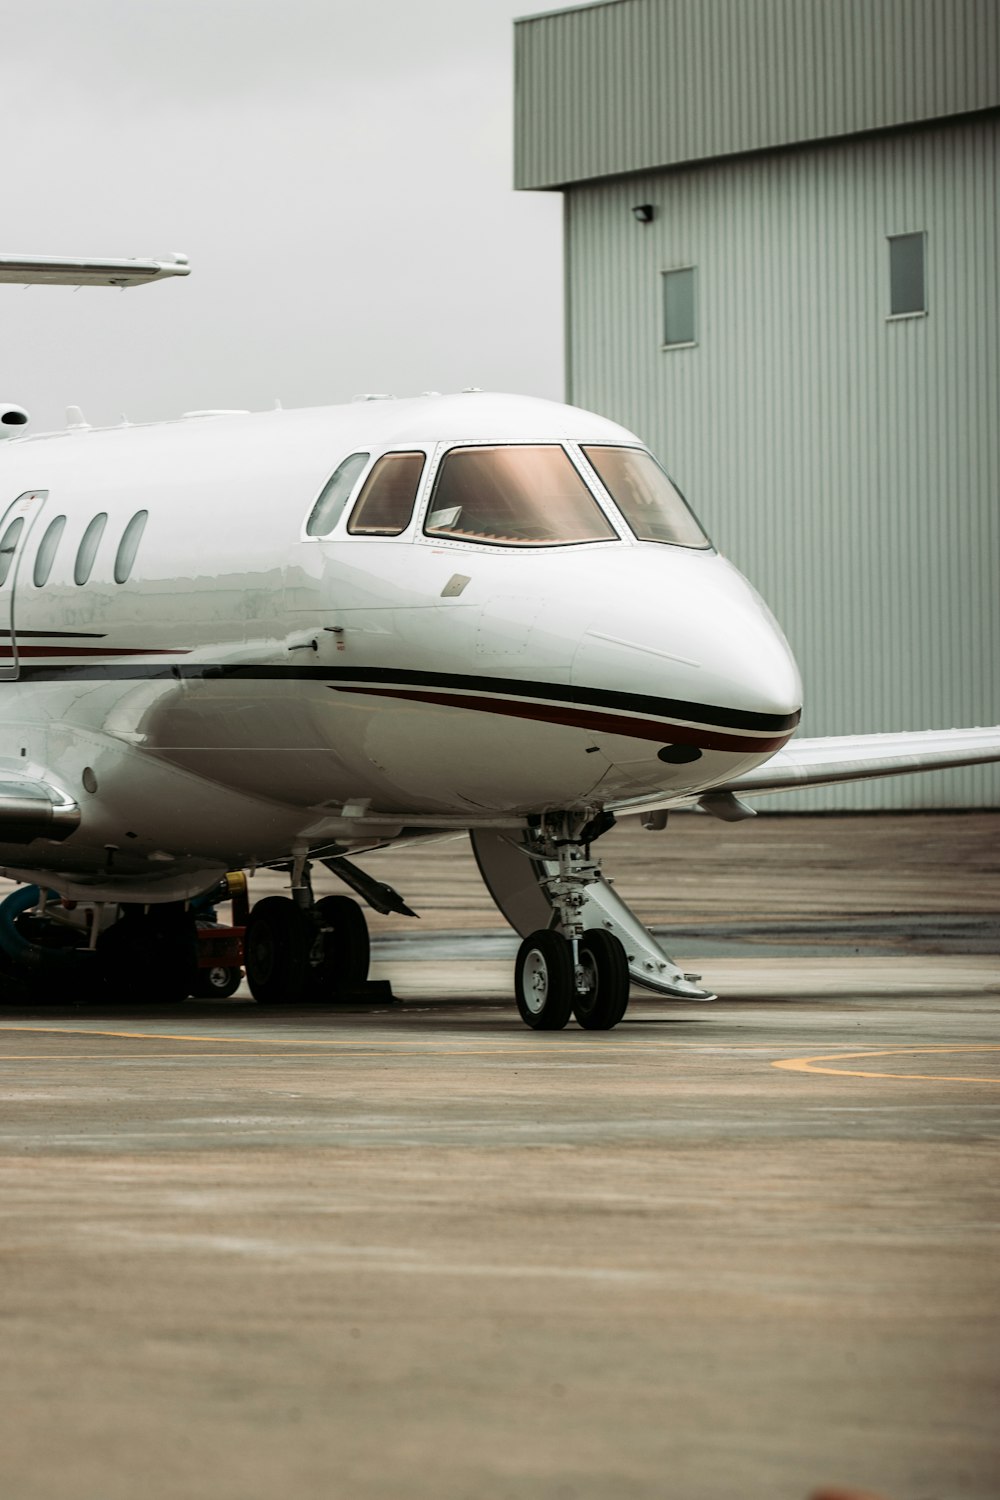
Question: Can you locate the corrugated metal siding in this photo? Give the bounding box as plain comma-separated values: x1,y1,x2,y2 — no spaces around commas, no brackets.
515,0,1000,189
564,117,1000,808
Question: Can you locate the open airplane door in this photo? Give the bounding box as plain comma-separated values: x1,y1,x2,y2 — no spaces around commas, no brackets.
470,828,714,1000
0,490,49,681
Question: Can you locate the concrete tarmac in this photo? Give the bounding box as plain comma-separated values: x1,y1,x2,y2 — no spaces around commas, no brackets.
1,813,998,1500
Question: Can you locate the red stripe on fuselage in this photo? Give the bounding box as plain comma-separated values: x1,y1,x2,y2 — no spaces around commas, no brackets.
338,685,792,754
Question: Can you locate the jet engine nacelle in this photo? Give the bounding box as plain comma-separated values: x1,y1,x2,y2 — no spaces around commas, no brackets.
0,404,29,438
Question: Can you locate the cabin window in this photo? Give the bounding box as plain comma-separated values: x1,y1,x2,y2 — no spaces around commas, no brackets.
424,445,618,547
347,452,425,536
0,517,25,587
74,512,108,585
306,452,370,536
582,447,711,549
33,515,67,587
662,267,696,347
114,510,148,584
888,232,926,317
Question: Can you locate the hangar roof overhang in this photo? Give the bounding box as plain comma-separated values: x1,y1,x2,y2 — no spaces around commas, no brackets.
515,0,1000,190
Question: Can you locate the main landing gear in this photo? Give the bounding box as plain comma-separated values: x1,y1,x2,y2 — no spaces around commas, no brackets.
244,891,374,1005
0,869,381,1008
513,814,631,1032
243,855,388,1006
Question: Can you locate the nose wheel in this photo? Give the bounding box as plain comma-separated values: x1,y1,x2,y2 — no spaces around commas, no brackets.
514,926,630,1031
515,929,575,1029
572,928,630,1029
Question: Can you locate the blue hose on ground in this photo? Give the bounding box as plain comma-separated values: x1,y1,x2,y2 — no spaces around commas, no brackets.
0,885,80,970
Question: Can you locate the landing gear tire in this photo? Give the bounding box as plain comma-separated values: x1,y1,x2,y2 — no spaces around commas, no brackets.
244,896,314,1005
191,965,243,999
312,895,370,997
573,929,630,1030
514,929,574,1031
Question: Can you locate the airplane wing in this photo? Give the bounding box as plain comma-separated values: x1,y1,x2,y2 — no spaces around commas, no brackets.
722,726,1000,797
0,775,80,843
614,725,1000,821
0,253,190,288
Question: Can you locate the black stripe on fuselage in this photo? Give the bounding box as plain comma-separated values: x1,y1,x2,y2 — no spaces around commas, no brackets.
9,660,800,737
0,629,107,639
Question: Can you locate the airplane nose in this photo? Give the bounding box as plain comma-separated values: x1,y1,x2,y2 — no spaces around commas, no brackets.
570,551,802,737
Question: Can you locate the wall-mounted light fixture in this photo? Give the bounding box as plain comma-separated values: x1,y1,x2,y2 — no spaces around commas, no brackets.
632,204,655,224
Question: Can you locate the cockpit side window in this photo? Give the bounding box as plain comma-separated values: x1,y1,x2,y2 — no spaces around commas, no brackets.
424,445,618,547
581,446,711,549
347,451,426,536
306,452,370,536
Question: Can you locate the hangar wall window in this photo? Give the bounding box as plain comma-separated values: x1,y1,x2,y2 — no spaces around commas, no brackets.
114,510,148,584
33,515,67,587
888,232,926,317
74,513,108,585
306,452,370,536
662,267,696,347
347,452,426,536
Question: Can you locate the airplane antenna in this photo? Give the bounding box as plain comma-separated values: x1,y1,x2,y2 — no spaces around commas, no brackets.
66,406,90,430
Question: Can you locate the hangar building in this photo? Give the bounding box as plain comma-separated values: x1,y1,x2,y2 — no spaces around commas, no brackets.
514,0,999,808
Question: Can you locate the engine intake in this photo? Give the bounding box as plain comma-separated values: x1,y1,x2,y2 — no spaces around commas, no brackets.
0,404,30,438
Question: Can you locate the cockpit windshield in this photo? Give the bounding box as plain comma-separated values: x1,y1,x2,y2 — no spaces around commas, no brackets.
582,446,711,549
424,445,618,547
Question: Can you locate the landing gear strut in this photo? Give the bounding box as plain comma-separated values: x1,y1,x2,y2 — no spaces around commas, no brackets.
514,814,631,1031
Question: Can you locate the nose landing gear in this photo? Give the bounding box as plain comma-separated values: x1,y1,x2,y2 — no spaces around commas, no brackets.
514,924,631,1031
513,815,631,1031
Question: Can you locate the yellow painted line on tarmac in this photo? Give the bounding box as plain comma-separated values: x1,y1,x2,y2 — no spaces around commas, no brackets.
0,1024,384,1046
0,1023,829,1061
0,1023,572,1051
0,1023,684,1059
0,1024,845,1051
0,1050,695,1062
0,1052,489,1061
774,1044,1000,1084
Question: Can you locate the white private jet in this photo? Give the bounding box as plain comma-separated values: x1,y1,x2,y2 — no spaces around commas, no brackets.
1,253,997,1028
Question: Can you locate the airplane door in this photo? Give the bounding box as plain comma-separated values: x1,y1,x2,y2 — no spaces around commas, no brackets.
0,490,48,681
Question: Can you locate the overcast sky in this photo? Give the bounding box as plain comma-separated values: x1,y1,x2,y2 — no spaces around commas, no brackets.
3,0,570,433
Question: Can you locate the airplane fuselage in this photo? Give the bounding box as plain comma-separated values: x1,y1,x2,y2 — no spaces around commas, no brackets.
0,393,802,901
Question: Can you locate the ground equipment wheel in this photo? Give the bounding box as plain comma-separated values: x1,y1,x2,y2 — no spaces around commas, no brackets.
191,965,243,999
573,928,630,1030
514,929,574,1030
312,895,370,995
244,896,314,1005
